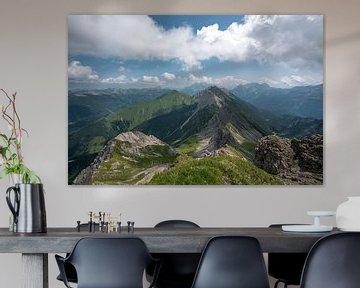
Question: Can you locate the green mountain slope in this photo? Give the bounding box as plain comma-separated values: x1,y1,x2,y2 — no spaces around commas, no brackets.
69,88,170,133
136,103,217,145
69,91,193,183
148,148,284,185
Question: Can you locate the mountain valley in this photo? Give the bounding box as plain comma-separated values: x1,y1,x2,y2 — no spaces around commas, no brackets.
69,84,323,185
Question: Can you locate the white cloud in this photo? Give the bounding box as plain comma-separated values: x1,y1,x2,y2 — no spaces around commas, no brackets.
68,61,128,84
162,72,176,80
101,75,127,84
142,75,160,84
195,15,323,70
68,15,323,71
188,74,247,89
189,74,213,84
259,75,321,87
68,61,99,82
280,75,319,87
215,75,248,88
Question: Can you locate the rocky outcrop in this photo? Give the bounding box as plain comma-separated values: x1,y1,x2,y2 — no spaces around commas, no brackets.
254,134,323,184
73,131,177,185
114,131,177,157
291,135,323,174
73,140,113,185
253,135,296,175
115,131,165,147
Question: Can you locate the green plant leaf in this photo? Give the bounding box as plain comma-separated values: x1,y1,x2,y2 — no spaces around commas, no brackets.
18,164,41,184
0,133,8,142
21,128,29,137
0,168,9,179
0,146,8,157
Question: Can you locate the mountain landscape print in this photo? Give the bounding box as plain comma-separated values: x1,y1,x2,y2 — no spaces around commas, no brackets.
68,15,323,185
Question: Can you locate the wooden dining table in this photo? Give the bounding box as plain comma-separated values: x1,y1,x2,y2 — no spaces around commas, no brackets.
0,226,339,288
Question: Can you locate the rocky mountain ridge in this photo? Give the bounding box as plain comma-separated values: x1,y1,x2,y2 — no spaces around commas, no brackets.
73,131,177,185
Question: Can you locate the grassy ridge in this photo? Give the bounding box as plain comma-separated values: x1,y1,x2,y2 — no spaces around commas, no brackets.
91,141,177,185
148,154,284,185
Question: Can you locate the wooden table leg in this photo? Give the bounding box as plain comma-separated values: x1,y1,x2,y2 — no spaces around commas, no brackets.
22,253,48,288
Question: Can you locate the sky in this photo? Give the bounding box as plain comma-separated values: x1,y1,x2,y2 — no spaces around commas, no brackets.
68,15,323,90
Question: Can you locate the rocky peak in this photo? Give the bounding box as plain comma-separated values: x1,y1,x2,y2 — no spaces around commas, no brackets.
195,86,229,110
115,131,165,147
73,131,176,185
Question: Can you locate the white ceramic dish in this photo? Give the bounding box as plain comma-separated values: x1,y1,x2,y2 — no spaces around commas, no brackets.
282,225,333,233
307,211,336,217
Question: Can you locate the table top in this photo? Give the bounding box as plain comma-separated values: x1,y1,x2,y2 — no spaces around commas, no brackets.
0,227,340,254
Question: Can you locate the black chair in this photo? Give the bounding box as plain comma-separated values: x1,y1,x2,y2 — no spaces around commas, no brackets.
56,262,77,284
55,237,160,288
300,232,360,288
268,224,308,288
56,223,99,284
147,220,201,288
191,236,270,288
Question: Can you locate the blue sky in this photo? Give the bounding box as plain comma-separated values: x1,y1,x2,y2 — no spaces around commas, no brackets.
151,15,245,30
68,15,323,90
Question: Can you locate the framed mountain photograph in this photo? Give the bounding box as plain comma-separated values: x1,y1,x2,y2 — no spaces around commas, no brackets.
68,15,323,185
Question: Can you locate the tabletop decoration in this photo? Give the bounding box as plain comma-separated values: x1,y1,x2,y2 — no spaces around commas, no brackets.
336,197,360,231
0,88,40,183
282,211,335,233
0,88,46,233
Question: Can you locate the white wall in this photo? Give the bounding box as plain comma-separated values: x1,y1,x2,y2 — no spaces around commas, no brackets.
0,0,360,287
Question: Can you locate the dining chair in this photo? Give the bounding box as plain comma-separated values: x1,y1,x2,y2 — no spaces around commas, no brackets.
300,232,360,288
268,224,308,288
55,237,161,288
147,220,201,288
56,223,99,284
191,236,270,288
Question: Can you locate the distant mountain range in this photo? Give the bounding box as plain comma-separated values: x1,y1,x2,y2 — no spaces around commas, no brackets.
231,83,323,119
68,84,323,184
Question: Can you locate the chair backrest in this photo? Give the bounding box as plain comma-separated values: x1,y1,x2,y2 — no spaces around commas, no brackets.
155,220,200,228
151,220,201,286
300,232,360,288
67,237,154,288
191,236,270,288
268,224,308,285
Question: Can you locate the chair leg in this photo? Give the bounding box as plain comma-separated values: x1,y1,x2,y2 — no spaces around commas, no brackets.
274,280,290,288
